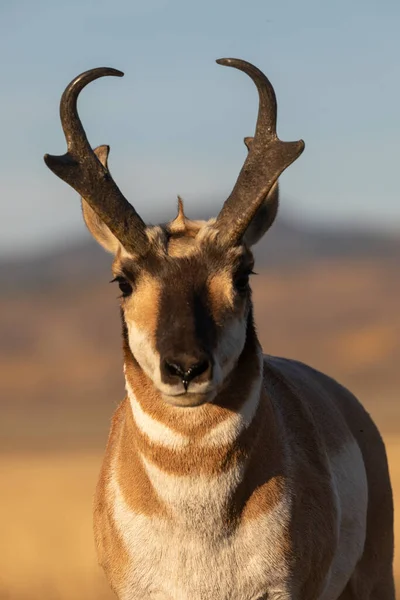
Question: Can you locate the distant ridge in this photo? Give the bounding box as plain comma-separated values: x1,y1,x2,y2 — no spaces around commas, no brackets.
1,213,399,294
255,218,400,266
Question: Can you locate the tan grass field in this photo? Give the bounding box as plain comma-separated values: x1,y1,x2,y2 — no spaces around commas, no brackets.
1,439,399,599
0,452,112,600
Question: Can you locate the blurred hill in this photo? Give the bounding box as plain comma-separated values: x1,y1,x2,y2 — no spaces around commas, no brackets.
1,214,399,451
1,215,400,293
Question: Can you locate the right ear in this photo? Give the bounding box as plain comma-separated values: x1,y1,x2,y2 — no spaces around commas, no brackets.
81,145,122,255
241,137,279,247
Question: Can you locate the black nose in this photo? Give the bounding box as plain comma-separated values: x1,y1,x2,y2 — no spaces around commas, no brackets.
161,354,212,390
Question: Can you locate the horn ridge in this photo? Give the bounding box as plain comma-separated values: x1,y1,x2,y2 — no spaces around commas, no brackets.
44,67,149,255
215,58,305,245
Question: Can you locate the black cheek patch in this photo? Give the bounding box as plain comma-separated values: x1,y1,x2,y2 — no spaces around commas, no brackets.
120,307,129,345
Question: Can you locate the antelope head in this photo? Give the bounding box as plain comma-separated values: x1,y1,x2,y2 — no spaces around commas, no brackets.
44,59,304,408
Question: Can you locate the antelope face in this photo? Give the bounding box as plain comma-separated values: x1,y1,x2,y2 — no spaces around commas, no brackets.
111,215,255,406
44,59,304,406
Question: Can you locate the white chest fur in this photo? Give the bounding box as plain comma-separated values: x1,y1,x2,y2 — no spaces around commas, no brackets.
111,373,368,600
111,369,295,599
110,462,292,600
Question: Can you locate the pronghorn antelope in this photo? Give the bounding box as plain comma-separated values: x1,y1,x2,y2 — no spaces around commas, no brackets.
44,59,394,600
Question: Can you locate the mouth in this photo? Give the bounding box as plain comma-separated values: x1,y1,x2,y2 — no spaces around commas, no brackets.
161,389,217,408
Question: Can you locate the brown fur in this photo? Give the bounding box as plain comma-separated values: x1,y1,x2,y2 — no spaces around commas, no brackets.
88,203,393,599
93,403,131,593
208,271,235,313
264,357,394,599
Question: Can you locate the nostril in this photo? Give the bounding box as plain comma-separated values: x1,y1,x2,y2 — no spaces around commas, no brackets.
162,356,212,389
181,359,211,390
185,360,209,383
164,360,184,379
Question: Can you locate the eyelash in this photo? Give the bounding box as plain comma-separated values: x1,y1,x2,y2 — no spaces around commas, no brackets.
234,270,255,292
110,276,133,298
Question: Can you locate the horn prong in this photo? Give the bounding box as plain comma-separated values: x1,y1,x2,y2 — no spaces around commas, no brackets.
44,68,149,256
215,58,304,245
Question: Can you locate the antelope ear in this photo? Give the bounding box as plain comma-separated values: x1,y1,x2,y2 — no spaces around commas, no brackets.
242,182,279,246
81,146,122,255
241,137,279,246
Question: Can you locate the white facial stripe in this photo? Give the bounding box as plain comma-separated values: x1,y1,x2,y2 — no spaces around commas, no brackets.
126,381,189,448
202,372,262,447
126,371,261,450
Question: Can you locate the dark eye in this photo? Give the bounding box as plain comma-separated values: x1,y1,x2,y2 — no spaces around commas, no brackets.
111,276,133,298
234,271,253,293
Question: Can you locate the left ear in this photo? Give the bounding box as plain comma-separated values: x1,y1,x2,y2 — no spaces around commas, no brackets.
81,145,123,255
242,138,279,246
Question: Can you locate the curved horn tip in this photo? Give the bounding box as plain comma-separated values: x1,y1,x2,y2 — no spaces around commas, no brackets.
216,58,235,66
99,67,124,78
216,58,269,81
84,67,124,78
65,67,124,91
216,58,255,69
109,68,124,77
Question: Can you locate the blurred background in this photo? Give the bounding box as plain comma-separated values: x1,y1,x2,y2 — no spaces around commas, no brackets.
0,0,399,597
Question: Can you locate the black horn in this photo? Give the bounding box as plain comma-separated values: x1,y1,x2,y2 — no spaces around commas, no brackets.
44,67,149,256
215,58,305,245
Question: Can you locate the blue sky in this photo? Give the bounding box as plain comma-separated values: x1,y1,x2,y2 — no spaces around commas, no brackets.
1,0,399,256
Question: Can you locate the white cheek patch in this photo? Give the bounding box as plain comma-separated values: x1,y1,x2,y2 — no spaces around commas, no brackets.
213,318,248,384
127,320,162,384
127,320,183,396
